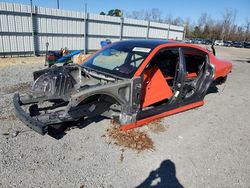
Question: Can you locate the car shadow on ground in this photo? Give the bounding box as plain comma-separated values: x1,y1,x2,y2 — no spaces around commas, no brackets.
136,159,184,188
47,116,106,139
47,85,219,140
234,59,250,64
206,85,219,95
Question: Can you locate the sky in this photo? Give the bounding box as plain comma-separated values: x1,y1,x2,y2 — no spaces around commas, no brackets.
1,0,249,26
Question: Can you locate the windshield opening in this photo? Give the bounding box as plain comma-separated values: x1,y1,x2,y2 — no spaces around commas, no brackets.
81,43,152,78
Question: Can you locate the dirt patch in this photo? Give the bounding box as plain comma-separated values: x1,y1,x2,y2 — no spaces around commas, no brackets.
106,126,154,152
147,119,168,134
0,56,44,68
1,82,32,94
0,114,17,121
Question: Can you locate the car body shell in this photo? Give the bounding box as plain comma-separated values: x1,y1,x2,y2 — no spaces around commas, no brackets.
13,40,232,135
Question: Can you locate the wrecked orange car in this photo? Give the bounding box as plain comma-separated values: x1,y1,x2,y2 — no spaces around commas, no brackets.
13,40,232,135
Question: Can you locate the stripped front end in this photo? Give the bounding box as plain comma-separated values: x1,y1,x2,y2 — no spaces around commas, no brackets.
13,64,142,135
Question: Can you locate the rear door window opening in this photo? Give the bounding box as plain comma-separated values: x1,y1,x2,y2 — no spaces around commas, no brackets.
140,46,213,110
181,47,212,99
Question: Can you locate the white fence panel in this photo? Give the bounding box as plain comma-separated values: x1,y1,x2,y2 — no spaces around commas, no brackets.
3,36,10,52
169,31,183,40
88,21,120,36
0,14,8,32
124,18,148,26
0,36,4,53
149,28,168,39
0,2,184,56
88,37,119,50
123,25,147,38
123,18,147,38
89,13,120,23
150,22,168,28
22,16,31,33
16,36,24,51
170,25,184,32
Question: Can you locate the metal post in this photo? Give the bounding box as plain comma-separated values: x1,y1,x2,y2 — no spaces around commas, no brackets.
0,4,4,57
6,4,11,57
30,0,36,56
84,3,88,54
167,24,170,40
120,17,124,40
57,0,60,9
183,24,186,41
146,20,150,39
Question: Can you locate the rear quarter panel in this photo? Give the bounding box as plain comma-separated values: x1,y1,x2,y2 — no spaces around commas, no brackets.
210,55,232,79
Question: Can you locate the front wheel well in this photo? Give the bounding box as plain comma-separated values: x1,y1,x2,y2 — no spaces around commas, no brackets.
77,94,121,107
70,94,122,120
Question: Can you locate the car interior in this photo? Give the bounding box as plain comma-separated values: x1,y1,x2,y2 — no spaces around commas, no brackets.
152,49,179,88
150,47,207,95
182,48,207,98
141,47,208,108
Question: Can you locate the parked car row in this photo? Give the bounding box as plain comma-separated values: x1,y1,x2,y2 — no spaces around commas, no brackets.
183,38,250,48
183,38,212,45
233,41,250,48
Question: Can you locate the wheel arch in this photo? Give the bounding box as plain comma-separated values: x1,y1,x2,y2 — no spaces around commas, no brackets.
73,92,125,108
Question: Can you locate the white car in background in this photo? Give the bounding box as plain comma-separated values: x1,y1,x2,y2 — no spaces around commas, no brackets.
214,40,225,46
183,38,193,43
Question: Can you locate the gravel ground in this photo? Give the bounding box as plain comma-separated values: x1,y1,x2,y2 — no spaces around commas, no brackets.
0,46,250,188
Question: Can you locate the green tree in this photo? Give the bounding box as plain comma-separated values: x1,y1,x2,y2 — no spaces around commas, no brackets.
99,11,105,15
99,9,122,17
193,26,201,38
203,25,210,39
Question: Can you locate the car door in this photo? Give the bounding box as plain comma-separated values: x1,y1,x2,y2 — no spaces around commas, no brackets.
181,47,215,103
140,47,186,108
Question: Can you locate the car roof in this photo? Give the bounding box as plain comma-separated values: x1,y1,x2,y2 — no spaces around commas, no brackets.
115,39,175,48
112,39,211,55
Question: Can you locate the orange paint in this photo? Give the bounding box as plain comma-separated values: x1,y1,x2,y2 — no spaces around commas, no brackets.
187,72,197,78
121,100,204,130
134,42,232,80
141,65,173,108
210,56,232,79
164,72,197,81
